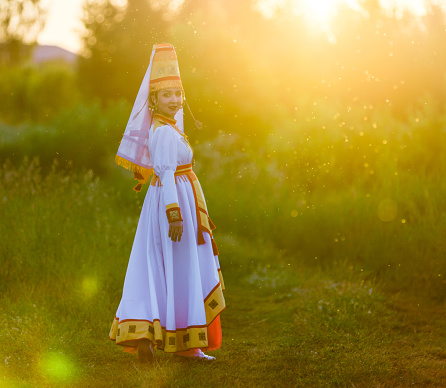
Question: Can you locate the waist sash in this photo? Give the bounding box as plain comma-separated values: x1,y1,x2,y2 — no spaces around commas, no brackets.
151,163,219,255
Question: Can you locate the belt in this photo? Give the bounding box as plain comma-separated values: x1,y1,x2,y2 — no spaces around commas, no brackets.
150,163,193,186
150,162,219,255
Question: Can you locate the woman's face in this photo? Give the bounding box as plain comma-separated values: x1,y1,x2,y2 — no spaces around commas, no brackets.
153,88,183,119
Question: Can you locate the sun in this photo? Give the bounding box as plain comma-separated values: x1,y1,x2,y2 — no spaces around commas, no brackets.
255,0,362,31
296,0,349,28
255,0,445,29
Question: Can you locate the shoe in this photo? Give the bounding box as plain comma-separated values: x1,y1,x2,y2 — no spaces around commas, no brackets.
138,339,154,363
177,349,216,361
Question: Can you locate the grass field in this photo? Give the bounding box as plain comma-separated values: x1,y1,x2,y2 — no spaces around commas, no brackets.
0,159,445,387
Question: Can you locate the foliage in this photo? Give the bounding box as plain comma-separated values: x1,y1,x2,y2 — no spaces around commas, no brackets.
75,0,446,116
0,161,445,386
2,96,445,300
1,2,445,384
0,0,46,64
0,62,81,123
193,98,446,300
0,99,129,175
78,0,169,101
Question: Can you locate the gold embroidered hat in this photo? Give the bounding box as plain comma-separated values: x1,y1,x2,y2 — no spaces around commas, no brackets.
149,43,183,94
115,43,184,177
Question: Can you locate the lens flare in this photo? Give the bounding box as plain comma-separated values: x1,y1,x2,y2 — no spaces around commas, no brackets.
254,0,446,31
40,351,77,383
82,276,99,298
377,198,398,222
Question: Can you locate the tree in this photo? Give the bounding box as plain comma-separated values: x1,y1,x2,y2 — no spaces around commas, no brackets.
78,0,169,102
0,0,46,64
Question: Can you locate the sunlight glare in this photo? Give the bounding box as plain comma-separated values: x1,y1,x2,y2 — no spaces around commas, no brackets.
295,0,347,29
255,0,287,19
82,276,99,298
379,0,428,18
255,0,446,29
40,351,77,383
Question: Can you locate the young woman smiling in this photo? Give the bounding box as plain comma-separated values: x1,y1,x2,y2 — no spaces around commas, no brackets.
110,43,225,363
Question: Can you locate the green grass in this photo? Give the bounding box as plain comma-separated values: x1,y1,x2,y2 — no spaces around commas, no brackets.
1,160,445,387
1,99,445,302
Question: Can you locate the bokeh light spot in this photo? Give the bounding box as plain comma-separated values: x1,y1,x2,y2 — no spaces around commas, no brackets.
291,210,298,217
82,276,98,298
378,198,398,222
40,351,77,383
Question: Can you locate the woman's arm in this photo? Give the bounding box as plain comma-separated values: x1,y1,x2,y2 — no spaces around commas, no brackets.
152,126,183,242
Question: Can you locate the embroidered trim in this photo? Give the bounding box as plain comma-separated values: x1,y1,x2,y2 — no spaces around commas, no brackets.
166,206,183,223
109,281,225,353
150,163,192,187
115,154,153,176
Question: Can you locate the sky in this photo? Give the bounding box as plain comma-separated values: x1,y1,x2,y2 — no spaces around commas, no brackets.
38,0,85,54
36,0,446,55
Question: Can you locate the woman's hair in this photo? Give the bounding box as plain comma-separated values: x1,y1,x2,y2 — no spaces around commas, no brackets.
148,91,158,110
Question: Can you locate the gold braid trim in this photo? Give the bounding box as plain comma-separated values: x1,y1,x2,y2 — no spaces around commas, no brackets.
153,49,177,62
150,80,184,93
115,155,153,176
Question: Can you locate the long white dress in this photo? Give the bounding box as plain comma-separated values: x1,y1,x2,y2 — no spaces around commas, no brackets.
109,115,225,353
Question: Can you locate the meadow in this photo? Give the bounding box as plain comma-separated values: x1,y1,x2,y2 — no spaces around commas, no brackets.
2,0,446,384
1,97,445,386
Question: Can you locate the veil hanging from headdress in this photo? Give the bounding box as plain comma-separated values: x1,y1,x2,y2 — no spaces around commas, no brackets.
115,43,184,177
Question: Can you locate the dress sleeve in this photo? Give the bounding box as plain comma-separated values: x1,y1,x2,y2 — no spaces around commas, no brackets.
151,125,183,223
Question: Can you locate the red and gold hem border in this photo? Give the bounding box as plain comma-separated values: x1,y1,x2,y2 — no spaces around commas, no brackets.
109,282,225,353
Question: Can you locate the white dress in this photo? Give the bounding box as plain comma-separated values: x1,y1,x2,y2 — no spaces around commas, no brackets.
109,115,225,353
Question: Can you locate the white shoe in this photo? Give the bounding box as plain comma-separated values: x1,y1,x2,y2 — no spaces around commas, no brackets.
178,349,216,361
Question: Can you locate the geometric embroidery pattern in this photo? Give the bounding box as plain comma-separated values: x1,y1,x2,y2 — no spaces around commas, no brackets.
183,333,190,343
166,207,183,223
169,336,176,345
117,328,120,336
198,332,206,341
148,326,155,334
208,299,218,309
128,325,136,334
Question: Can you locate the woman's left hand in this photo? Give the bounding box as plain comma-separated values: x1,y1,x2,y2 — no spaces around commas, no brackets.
169,221,183,242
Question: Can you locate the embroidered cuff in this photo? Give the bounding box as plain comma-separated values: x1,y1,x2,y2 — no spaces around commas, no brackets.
166,203,183,223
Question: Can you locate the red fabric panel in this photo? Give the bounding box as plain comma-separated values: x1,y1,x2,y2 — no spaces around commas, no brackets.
204,315,222,351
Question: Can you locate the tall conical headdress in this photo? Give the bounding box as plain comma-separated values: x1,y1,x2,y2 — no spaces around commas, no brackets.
149,43,183,94
115,43,184,176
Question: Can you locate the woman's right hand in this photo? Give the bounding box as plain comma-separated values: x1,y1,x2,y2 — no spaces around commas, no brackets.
169,221,183,242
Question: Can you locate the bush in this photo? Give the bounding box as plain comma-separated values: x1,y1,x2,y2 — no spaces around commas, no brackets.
194,100,446,300
0,100,130,175
0,62,81,124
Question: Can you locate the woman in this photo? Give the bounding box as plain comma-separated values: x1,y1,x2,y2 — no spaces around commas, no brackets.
109,43,225,362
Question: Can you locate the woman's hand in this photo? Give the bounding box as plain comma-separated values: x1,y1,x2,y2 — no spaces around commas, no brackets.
169,221,183,242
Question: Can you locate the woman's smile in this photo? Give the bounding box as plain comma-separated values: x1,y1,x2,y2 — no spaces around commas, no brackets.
157,88,183,118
